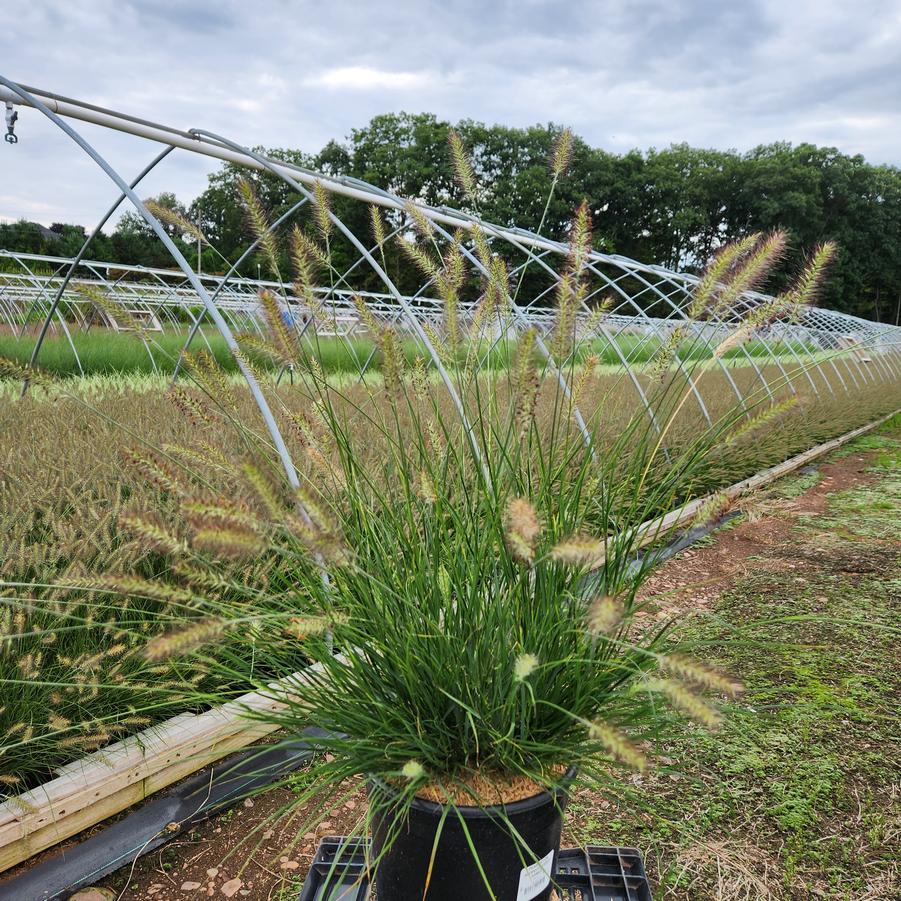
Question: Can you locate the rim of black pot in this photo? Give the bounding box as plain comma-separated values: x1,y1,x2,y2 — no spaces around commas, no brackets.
368,765,578,819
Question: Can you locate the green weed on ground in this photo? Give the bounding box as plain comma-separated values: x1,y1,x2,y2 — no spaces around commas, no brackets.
768,468,822,498
566,427,901,900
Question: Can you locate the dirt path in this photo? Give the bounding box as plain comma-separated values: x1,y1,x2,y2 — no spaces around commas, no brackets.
564,426,900,899
11,425,899,901
636,440,890,622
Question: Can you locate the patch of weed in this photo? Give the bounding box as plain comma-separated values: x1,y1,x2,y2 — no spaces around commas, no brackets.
769,469,821,498
564,447,901,898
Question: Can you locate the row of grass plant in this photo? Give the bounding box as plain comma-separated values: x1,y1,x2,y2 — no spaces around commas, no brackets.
0,326,826,379
0,351,897,794
1,137,897,857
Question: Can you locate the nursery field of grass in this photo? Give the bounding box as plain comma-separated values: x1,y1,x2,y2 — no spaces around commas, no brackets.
0,328,830,378
1,358,899,798
565,422,901,899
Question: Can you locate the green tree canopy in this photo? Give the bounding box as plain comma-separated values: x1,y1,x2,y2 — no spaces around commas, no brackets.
3,117,899,321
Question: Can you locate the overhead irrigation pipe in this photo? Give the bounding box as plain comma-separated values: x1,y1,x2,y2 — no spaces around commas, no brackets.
0,83,509,241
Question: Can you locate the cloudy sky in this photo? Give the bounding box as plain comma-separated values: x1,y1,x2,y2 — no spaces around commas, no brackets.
2,0,900,228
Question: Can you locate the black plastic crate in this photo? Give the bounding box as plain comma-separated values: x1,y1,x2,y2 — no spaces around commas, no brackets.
299,837,652,901
554,846,651,901
299,837,368,901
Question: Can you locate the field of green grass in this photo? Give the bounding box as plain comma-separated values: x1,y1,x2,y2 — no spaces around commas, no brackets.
0,328,826,378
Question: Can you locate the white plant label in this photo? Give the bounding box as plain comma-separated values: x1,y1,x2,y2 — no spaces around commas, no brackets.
516,849,555,901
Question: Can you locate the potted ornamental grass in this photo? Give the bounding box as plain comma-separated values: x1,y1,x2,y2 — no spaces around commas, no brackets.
119,232,832,900
127,338,738,901
30,137,835,900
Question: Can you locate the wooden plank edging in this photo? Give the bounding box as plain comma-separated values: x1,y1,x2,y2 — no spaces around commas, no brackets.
0,669,310,872
633,409,899,551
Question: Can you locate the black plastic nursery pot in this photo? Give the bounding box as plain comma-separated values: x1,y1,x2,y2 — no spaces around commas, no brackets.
368,767,577,901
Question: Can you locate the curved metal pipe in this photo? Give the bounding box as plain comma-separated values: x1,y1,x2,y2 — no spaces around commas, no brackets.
188,127,491,487
21,145,175,394
171,196,311,380
0,77,301,491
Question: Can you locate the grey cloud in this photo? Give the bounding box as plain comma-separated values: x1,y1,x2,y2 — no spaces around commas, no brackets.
120,0,237,33
1,0,899,227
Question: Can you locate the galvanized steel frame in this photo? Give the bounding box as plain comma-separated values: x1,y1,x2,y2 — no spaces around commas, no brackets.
2,77,901,485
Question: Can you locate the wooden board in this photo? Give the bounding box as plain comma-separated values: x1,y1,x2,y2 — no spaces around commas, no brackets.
634,409,898,549
0,668,308,872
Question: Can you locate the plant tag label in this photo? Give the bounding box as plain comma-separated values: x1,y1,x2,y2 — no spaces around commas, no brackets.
516,849,555,901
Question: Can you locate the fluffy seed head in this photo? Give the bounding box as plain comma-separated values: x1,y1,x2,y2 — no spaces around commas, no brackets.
379,328,405,396
567,201,593,275
724,396,798,446
166,385,216,429
119,512,185,557
550,534,605,568
242,462,285,519
258,289,299,366
396,235,441,281
586,595,624,635
192,525,265,559
237,177,280,278
551,128,574,178
572,353,599,407
504,497,542,564
688,233,761,320
690,492,733,529
588,720,647,771
402,760,426,781
143,618,228,662
513,653,540,682
404,200,435,240
145,200,207,245
48,713,71,731
659,654,743,697
512,329,540,439
0,357,54,386
313,181,333,239
449,129,477,201
62,575,199,608
369,205,387,247
74,283,147,338
290,225,329,304
781,241,837,312
282,615,344,640
645,677,724,729
417,469,437,504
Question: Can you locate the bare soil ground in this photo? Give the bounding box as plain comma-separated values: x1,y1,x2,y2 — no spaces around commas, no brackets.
636,444,884,621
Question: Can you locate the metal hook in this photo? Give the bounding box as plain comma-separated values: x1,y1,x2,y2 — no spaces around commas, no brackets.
5,102,18,144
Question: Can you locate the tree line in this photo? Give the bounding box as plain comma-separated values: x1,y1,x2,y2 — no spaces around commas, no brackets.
3,113,900,322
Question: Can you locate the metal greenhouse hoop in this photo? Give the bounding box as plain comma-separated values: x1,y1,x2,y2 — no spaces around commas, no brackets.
1,75,900,482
